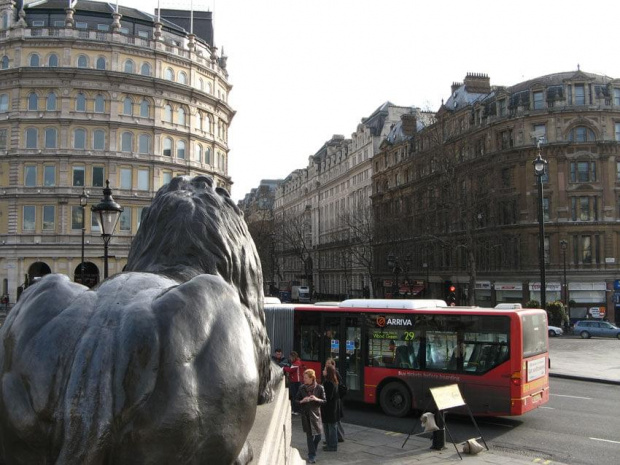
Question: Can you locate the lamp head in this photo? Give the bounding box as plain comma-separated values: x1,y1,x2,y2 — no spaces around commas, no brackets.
91,180,123,236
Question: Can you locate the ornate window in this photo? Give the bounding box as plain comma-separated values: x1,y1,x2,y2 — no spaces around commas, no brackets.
48,54,58,67
93,129,105,150
138,134,151,154
121,132,133,152
177,107,186,126
25,128,38,148
77,54,88,68
123,97,133,116
76,93,86,112
29,54,40,67
124,59,135,73
165,68,174,81
140,62,151,76
164,104,172,123
178,71,188,85
73,128,86,149
177,140,186,159
0,94,8,112
1,55,8,69
28,92,38,110
95,94,105,113
44,128,57,148
96,57,106,70
163,137,172,156
46,92,56,111
568,126,595,142
140,99,150,118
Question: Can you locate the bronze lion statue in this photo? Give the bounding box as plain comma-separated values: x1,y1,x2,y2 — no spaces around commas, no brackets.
0,176,277,464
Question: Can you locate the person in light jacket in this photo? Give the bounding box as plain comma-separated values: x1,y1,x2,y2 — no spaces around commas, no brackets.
295,369,326,464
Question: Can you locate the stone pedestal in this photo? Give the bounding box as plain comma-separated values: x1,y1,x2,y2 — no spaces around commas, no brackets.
246,378,304,464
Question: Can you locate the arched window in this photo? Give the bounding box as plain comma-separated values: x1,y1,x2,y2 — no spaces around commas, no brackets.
195,144,202,162
76,93,86,112
0,94,8,112
205,147,211,165
123,97,133,116
28,92,38,111
177,140,185,159
163,137,172,156
140,62,151,76
74,128,86,149
94,94,105,113
177,107,186,126
205,115,212,134
138,134,151,154
165,68,174,81
569,126,596,143
29,54,40,67
140,99,150,118
96,57,106,70
1,55,9,69
46,92,56,111
198,78,204,91
48,54,58,67
124,59,134,73
25,128,38,148
121,132,133,152
178,71,187,85
206,82,212,94
196,112,203,131
45,128,57,148
164,104,172,123
93,129,105,150
1,11,9,30
77,55,88,68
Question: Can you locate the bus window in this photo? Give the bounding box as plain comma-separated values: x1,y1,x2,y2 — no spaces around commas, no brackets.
462,316,510,373
426,331,458,370
365,313,419,369
296,312,320,361
522,312,547,357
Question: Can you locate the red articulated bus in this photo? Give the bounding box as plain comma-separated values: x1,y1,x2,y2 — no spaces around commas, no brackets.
265,299,549,417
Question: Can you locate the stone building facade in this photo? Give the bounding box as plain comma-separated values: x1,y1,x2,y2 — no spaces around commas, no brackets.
372,70,620,322
274,102,416,299
0,0,233,302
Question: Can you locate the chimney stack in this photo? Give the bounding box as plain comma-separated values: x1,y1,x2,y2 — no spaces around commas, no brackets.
401,113,418,136
451,82,463,94
463,73,491,94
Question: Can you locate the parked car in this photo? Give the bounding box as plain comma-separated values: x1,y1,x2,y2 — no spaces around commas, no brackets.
547,325,564,337
573,320,620,339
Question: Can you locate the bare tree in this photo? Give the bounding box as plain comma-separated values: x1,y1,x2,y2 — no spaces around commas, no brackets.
275,208,314,289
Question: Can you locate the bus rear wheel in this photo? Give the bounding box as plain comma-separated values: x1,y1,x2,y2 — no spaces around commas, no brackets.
379,382,411,417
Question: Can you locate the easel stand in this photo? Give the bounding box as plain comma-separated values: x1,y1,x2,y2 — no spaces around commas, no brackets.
402,384,489,460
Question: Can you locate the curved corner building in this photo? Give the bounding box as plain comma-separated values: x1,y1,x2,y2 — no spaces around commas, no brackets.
0,0,234,300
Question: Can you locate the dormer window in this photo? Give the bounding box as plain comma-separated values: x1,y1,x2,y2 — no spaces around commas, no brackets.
574,84,586,105
533,91,544,110
498,99,507,117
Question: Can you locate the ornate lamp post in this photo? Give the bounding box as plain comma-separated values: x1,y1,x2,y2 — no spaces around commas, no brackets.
560,239,568,308
79,188,89,285
533,144,548,310
91,180,123,279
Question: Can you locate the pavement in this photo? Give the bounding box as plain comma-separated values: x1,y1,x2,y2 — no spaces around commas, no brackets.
290,336,620,465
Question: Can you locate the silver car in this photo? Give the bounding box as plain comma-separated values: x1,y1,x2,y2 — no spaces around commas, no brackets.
573,320,620,339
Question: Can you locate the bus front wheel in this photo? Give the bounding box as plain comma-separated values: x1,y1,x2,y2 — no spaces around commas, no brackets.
379,382,411,417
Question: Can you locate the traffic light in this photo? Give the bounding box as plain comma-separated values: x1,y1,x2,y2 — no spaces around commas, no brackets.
444,281,457,306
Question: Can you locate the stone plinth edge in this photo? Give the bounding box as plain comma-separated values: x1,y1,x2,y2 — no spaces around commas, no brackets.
246,376,305,464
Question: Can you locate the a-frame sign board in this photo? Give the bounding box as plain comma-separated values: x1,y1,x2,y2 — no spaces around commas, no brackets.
402,383,489,460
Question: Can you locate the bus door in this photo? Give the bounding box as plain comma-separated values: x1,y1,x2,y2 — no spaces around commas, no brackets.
321,314,363,400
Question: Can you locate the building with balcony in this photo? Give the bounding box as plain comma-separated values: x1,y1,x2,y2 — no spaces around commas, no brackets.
372,70,620,321
0,0,233,303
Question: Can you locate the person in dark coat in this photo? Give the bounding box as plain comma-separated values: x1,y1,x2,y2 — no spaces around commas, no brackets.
321,364,340,452
295,369,326,464
324,358,345,442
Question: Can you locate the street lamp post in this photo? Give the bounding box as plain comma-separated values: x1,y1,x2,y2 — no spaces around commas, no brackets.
533,144,548,310
79,188,89,285
387,253,401,298
91,180,123,279
560,239,568,309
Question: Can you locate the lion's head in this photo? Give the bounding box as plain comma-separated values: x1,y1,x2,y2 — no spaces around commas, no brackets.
126,175,272,402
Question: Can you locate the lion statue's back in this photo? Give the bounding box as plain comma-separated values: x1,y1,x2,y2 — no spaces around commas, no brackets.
0,176,274,464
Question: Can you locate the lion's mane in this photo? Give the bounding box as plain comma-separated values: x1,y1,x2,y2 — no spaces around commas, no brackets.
126,175,272,403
